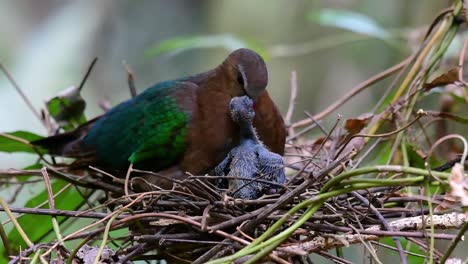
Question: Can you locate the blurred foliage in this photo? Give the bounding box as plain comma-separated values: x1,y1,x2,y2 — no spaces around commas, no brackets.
146,34,269,60
308,9,390,39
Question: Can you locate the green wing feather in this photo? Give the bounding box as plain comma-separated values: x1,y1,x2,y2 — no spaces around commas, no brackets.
83,80,192,170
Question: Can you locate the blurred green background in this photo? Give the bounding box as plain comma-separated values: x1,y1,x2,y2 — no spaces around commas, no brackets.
0,0,448,170
1,1,464,263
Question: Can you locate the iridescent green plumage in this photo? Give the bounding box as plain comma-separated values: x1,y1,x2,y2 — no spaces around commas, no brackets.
83,80,190,170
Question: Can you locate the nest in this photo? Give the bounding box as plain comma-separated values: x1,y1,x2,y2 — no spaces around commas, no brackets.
3,116,467,264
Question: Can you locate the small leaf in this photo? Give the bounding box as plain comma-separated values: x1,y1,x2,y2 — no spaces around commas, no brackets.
307,9,390,39
344,113,373,135
47,85,86,130
0,131,44,153
423,67,460,90
145,34,269,59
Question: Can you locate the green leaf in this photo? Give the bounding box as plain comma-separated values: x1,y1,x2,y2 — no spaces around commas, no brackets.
0,131,43,153
360,139,393,167
406,144,429,168
47,85,86,131
307,9,390,39
145,34,269,60
5,179,84,253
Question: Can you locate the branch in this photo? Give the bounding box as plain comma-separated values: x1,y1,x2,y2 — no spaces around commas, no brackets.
279,212,466,256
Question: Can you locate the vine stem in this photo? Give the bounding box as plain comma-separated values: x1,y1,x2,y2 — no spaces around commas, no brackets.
320,165,450,193
208,165,451,263
93,213,120,264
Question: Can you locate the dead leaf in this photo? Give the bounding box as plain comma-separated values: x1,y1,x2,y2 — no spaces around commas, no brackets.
311,136,327,148
448,163,468,215
434,194,457,212
418,161,465,213
424,67,460,91
344,113,373,135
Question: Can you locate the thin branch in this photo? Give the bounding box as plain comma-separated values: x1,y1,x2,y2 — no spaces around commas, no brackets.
41,167,64,244
352,191,407,264
0,63,43,125
285,70,298,125
292,56,412,128
123,60,137,98
279,212,466,256
440,222,468,263
334,109,426,159
78,57,98,92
